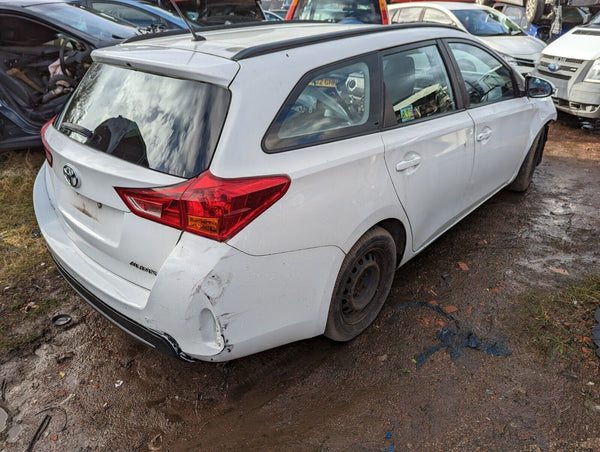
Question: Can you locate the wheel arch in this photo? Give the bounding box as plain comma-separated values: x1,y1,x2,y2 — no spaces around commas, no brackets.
377,218,407,268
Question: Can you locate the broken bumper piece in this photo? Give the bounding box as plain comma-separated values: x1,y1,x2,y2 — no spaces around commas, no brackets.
51,251,197,362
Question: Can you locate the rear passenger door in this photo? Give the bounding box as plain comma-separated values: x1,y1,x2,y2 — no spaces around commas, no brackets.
446,41,533,204
380,42,475,251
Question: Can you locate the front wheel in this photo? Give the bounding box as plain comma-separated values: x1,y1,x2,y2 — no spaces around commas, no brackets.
325,226,396,341
506,126,547,192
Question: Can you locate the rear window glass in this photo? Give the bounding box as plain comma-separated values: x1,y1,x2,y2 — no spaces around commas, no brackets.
291,0,382,24
57,63,230,178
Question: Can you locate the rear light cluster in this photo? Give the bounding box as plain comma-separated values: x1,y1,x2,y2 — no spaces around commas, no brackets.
41,118,55,167
115,171,290,242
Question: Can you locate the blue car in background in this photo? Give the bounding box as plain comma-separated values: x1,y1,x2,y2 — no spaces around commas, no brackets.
72,0,192,30
494,2,590,41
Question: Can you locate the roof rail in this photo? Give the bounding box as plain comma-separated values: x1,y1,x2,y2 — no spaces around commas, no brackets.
122,21,462,55
232,23,462,60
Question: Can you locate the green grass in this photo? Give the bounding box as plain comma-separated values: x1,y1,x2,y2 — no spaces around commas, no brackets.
515,275,600,360
0,149,71,358
0,149,47,287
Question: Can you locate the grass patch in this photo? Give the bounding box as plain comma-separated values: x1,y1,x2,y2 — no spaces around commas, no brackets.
0,149,72,359
0,149,47,288
515,275,600,360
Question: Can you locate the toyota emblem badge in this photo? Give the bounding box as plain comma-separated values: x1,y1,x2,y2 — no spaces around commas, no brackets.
63,165,80,188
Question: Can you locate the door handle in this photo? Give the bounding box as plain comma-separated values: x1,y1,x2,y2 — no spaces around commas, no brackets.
476,129,492,142
396,154,422,172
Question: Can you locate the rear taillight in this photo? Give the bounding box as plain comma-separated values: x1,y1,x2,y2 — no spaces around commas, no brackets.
379,0,389,24
40,117,55,167
115,171,290,242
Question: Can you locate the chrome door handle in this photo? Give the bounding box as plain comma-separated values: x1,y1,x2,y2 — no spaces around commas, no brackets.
396,154,422,172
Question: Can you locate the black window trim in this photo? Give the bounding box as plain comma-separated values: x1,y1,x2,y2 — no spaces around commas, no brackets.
262,52,382,154
379,39,466,131
440,37,525,111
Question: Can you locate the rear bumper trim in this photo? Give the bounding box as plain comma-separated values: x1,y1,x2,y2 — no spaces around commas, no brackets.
49,250,196,362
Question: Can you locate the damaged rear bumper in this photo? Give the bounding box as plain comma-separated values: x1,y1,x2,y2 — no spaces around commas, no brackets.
50,251,196,362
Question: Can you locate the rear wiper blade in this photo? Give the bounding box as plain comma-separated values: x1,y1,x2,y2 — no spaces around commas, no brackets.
60,122,103,146
60,122,94,139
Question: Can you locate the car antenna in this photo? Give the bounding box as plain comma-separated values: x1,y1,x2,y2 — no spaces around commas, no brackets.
167,0,205,41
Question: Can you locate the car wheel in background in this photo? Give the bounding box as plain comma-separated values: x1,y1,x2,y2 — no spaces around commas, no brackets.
526,0,545,24
325,226,396,341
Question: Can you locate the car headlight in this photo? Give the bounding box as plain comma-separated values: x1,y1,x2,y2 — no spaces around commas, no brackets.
499,53,518,66
584,58,600,83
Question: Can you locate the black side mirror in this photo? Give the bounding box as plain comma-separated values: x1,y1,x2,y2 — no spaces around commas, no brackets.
525,75,555,98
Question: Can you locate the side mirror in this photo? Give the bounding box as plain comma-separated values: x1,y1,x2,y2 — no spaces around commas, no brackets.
525,75,555,98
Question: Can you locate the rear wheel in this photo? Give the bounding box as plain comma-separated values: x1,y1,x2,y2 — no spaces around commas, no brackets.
325,226,396,341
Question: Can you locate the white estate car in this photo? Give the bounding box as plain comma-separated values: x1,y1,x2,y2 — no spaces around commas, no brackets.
532,15,600,120
388,2,546,75
34,22,556,361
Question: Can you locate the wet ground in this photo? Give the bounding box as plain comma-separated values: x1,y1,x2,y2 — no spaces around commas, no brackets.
2,114,600,451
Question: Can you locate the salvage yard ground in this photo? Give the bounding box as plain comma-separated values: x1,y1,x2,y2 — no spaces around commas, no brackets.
1,114,599,451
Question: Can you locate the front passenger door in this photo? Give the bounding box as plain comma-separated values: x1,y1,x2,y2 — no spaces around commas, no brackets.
448,41,534,205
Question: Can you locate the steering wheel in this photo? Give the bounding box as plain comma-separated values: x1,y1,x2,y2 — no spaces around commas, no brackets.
306,86,353,124
59,37,85,78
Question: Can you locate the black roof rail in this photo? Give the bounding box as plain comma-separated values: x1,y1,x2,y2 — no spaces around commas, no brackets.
122,21,462,56
232,22,462,60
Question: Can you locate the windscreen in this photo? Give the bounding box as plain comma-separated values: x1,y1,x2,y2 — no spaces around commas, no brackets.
26,3,138,41
58,63,230,178
453,8,524,36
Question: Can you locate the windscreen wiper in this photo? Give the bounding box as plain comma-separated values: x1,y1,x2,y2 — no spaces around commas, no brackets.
60,121,94,139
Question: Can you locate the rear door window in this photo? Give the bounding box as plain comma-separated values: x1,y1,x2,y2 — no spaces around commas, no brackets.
382,44,456,126
422,8,455,25
57,63,230,178
390,7,423,23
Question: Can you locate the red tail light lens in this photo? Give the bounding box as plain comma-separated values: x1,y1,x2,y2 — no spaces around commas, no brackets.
40,117,55,167
115,171,291,242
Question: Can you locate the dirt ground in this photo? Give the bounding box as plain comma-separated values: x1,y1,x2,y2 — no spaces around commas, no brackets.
1,114,599,451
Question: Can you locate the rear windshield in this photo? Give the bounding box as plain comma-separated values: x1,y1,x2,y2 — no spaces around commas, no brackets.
57,63,230,178
291,0,382,24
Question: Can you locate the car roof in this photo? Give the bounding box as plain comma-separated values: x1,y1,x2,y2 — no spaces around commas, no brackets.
119,22,465,60
91,22,468,86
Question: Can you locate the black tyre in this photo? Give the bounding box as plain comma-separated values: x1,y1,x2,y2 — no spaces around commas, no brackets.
325,226,396,341
526,0,545,24
506,126,546,192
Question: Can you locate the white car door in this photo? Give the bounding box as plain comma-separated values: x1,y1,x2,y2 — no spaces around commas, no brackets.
380,43,476,252
448,41,534,205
